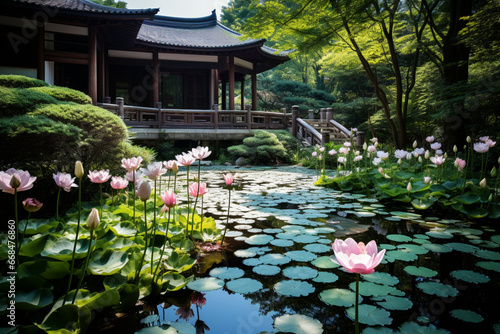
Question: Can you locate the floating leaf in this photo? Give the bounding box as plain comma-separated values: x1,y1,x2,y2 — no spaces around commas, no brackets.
312,256,339,269
88,250,129,275
474,249,500,261
274,314,323,334
417,282,459,298
226,278,263,294
397,244,428,255
375,295,412,311
450,270,489,284
349,282,397,297
422,243,452,253
398,322,449,333
253,265,281,276
386,234,412,243
362,272,399,286
244,234,274,245
283,266,318,280
346,304,392,326
477,261,500,273
450,309,483,323
404,266,438,278
293,235,319,243
303,243,331,253
242,258,263,266
259,253,291,266
285,250,317,262
270,239,294,247
454,193,481,205
319,288,362,307
187,277,224,292
426,231,454,239
209,267,245,280
233,249,257,258
445,242,479,253
274,280,315,297
385,250,418,262
313,272,338,283
134,326,178,333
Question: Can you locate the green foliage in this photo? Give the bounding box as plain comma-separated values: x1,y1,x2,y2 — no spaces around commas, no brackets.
88,0,127,8
227,130,295,164
29,86,92,104
0,87,60,116
155,141,185,161
0,74,49,88
0,114,82,166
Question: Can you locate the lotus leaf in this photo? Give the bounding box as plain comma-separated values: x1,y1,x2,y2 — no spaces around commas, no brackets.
312,256,340,269
398,322,449,333
244,234,274,245
88,250,129,275
16,288,54,310
293,235,319,243
37,304,80,334
274,280,315,297
18,219,58,235
242,258,263,266
477,261,500,272
209,267,245,280
474,249,500,261
259,253,291,265
18,260,69,280
422,243,452,253
450,309,484,323
187,277,224,292
450,270,490,284
274,314,323,334
226,278,263,294
385,250,418,262
134,326,178,333
253,264,281,276
282,266,318,280
417,282,459,297
270,239,294,247
375,295,412,310
38,236,88,261
362,272,399,286
349,281,397,297
404,266,438,278
312,272,339,284
386,234,412,243
346,304,392,326
285,250,317,262
233,249,257,258
164,251,196,273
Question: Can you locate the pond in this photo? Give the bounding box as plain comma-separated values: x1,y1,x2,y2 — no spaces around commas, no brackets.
89,166,500,334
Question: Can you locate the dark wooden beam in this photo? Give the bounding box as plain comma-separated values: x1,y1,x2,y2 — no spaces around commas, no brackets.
241,79,245,110
252,72,257,111
221,80,226,110
229,56,235,110
214,69,219,107
37,26,45,81
99,38,106,102
89,25,98,105
153,50,159,105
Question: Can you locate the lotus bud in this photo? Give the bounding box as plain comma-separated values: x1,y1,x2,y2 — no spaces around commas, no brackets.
398,158,402,165
406,153,412,160
137,180,151,201
363,142,367,150
9,174,21,189
418,156,422,163
463,145,467,150
378,167,384,174
374,142,379,148
479,178,487,188
488,194,493,202
425,150,430,159
75,161,84,178
424,177,431,184
356,151,360,156
413,140,417,148
407,182,412,192
466,136,471,143
87,208,100,230
444,152,448,159
498,157,500,165
453,145,458,153
491,167,497,178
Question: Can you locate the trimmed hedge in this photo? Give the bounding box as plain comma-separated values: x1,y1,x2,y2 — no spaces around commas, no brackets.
0,74,49,88
0,87,60,116
228,130,291,164
29,86,92,104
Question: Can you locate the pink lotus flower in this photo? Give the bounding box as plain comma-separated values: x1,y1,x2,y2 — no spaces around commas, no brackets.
176,153,196,166
110,176,129,190
370,137,378,143
121,156,143,171
125,170,144,183
189,182,207,197
339,147,349,154
430,142,442,150
354,155,363,162
312,151,318,157
412,148,425,156
376,151,389,160
426,136,435,143
430,156,445,166
394,150,408,159
332,238,385,275
223,173,234,186
164,160,177,169
329,149,337,156
22,198,43,213
367,145,376,153
191,292,207,307
474,142,489,153
191,146,212,160
175,306,194,321
454,158,466,172
485,139,496,148
423,176,431,184
88,170,111,183
161,190,177,208
479,136,489,142
372,157,382,166
338,157,347,164
343,141,351,147
140,162,167,181
137,180,151,201
87,208,100,230
53,172,78,192
0,168,36,194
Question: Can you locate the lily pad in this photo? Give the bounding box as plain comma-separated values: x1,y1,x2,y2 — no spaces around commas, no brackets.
386,234,412,243
313,272,339,283
398,322,449,333
270,239,294,247
209,267,245,280
88,250,129,275
346,304,392,326
259,253,291,266
303,243,331,253
253,265,281,276
233,249,257,258
226,278,263,294
312,256,340,269
403,266,438,278
187,277,224,292
450,309,484,323
319,288,363,307
362,272,399,286
274,314,323,334
422,243,452,253
445,242,479,253
285,250,317,262
244,234,274,245
397,244,428,255
349,281,397,297
274,280,315,297
426,231,454,239
375,295,413,311
474,249,500,261
385,250,418,262
293,235,319,243
283,266,318,280
242,258,262,266
477,261,500,273
417,282,459,298
450,270,490,284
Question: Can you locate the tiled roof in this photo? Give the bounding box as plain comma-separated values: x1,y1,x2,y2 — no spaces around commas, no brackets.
6,0,158,15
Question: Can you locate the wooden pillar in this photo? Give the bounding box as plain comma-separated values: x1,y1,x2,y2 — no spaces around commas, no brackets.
214,69,219,106
99,39,105,102
153,50,159,106
228,56,235,110
37,26,45,81
88,25,98,105
240,79,245,110
221,80,227,110
292,105,299,137
251,72,257,111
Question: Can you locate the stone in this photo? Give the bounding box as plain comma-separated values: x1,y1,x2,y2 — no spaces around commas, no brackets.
235,157,249,166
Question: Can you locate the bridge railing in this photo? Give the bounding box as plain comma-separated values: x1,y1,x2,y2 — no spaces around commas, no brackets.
98,99,291,130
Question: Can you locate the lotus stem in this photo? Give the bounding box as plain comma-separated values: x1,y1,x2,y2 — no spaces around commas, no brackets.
220,188,231,246
63,176,82,305
18,212,30,255
151,179,158,275
14,189,19,268
185,166,190,237
355,273,360,334
135,200,149,285
73,229,94,304
154,209,171,281
55,187,61,222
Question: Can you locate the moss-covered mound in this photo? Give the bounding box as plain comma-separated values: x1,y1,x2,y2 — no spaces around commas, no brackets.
29,86,93,104
0,74,50,88
228,130,299,164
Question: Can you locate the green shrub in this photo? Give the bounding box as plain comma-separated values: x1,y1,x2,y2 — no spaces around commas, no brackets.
30,103,128,170
29,86,92,104
0,74,49,88
155,141,185,161
228,130,292,165
0,87,60,116
0,114,82,168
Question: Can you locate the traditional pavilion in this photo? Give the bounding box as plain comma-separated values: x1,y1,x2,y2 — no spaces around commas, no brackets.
0,0,291,110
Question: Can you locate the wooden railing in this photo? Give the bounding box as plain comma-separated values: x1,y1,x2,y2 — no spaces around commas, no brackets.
98,99,291,130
